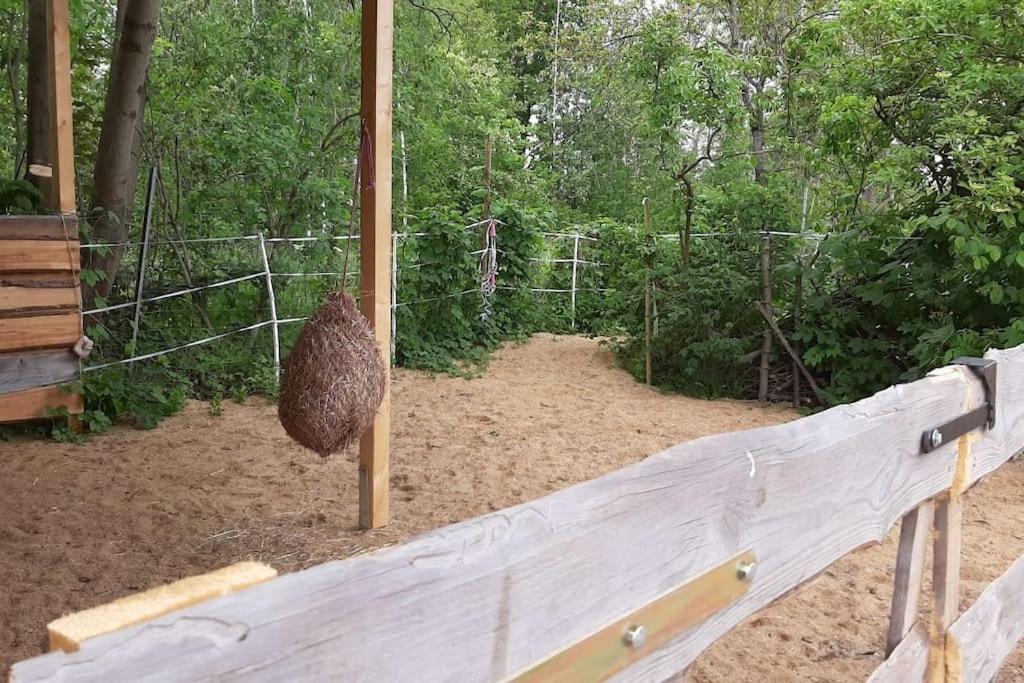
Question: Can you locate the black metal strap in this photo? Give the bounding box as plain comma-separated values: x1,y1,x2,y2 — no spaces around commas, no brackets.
920,357,997,454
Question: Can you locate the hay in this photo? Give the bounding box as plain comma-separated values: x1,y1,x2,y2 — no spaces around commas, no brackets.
278,292,386,457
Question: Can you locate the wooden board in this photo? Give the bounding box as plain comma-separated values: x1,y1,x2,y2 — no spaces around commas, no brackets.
0,215,78,240
0,350,78,393
0,311,80,352
0,384,82,423
49,562,278,653
869,623,930,682
11,345,1024,683
0,240,79,273
886,502,933,657
0,273,77,288
358,0,394,530
46,0,76,213
948,554,1024,682
0,285,78,313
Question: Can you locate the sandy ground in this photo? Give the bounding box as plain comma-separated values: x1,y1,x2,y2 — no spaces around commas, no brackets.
1,334,1021,680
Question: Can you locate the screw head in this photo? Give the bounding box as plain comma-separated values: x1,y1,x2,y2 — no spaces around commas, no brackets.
929,429,943,449
736,560,757,583
623,624,647,650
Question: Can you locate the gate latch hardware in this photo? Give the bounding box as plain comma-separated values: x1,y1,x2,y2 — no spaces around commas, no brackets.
921,357,996,453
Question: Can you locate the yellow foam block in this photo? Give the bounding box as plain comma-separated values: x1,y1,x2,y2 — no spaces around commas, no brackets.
47,561,277,652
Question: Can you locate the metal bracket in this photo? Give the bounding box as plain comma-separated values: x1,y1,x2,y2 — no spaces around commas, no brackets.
921,357,997,453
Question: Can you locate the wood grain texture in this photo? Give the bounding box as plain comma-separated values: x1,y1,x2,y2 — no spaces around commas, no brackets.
0,349,78,393
0,383,82,423
11,345,1024,683
0,285,78,313
928,496,963,682
0,215,78,240
948,554,1024,682
0,273,77,288
0,240,79,273
886,502,934,657
358,0,394,530
46,0,76,213
870,623,929,682
0,311,80,352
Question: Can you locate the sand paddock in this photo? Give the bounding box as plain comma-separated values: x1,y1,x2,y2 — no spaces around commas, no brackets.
1,334,1021,680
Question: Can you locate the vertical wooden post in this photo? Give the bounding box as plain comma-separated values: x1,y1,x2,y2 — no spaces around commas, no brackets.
483,137,493,219
570,233,579,330
45,0,75,215
359,0,393,530
885,501,934,657
758,231,772,403
928,495,963,682
129,167,158,360
792,263,803,408
643,198,653,385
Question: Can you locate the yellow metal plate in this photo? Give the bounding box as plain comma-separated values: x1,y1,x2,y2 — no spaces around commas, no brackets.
513,550,756,683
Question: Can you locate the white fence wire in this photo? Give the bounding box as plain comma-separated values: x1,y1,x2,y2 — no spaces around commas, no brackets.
81,227,601,375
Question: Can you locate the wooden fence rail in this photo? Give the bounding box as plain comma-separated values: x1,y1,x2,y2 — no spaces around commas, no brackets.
11,344,1024,682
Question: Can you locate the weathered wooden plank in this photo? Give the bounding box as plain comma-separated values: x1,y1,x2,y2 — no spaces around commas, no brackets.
948,554,1024,682
0,349,78,393
0,383,82,423
49,563,278,653
0,311,80,352
0,273,77,288
869,623,929,682
11,345,1024,683
0,239,80,273
886,502,934,657
0,215,79,240
0,285,78,313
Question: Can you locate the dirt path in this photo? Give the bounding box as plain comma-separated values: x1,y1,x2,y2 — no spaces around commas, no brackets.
1,334,1021,679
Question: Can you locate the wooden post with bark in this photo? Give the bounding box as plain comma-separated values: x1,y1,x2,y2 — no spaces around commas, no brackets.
643,198,653,385
358,0,394,530
758,230,772,403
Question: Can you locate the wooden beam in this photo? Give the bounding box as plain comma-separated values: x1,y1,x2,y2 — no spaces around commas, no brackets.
0,349,78,394
0,240,80,273
48,562,278,653
869,623,930,682
928,494,963,683
11,344,1024,682
358,0,393,530
0,383,82,423
0,285,78,313
45,0,76,214
0,215,78,240
0,311,80,352
948,553,1024,681
885,501,934,657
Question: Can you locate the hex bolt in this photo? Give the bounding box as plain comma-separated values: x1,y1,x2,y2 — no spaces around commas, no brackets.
623,624,647,650
736,560,757,583
929,429,944,449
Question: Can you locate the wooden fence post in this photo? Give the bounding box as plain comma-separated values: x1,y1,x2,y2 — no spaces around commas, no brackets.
643,198,653,385
758,230,772,403
570,232,579,330
358,0,394,530
128,167,158,361
886,502,934,657
929,495,963,682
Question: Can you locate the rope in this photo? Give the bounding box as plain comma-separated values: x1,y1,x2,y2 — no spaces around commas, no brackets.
479,218,498,320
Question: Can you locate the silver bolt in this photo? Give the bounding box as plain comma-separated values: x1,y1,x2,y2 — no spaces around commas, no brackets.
623,624,647,650
736,560,757,583
929,429,943,449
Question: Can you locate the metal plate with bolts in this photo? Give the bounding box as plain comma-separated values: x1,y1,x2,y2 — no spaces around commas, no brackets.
511,550,756,683
921,357,997,454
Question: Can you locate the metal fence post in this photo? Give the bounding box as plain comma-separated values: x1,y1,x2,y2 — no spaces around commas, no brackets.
257,233,281,381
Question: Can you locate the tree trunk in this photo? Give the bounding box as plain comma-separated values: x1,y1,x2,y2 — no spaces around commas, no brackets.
25,0,49,191
83,0,160,304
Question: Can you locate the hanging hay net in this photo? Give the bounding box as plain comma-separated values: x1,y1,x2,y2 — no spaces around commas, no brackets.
278,291,386,457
